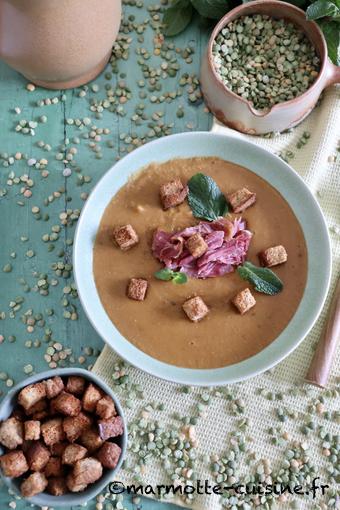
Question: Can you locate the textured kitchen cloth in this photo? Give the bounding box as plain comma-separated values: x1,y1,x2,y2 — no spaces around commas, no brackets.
93,85,340,510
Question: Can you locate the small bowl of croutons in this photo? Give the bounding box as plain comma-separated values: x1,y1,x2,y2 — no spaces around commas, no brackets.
0,368,127,507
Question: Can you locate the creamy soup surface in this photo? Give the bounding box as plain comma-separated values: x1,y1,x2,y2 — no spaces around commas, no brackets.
93,157,308,369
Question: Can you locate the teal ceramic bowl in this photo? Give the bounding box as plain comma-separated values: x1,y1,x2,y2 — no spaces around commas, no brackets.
0,368,127,507
74,132,331,386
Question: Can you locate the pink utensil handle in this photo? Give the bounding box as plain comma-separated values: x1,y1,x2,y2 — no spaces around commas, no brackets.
306,277,340,387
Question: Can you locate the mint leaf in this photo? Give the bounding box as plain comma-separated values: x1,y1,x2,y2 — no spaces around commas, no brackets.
188,173,228,221
306,0,339,19
190,0,230,19
163,0,193,36
237,261,283,295
318,19,340,65
154,268,188,284
172,272,188,284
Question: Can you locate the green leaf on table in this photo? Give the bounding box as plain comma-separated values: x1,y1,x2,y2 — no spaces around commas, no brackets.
163,0,193,36
318,19,340,65
154,268,188,284
237,261,283,295
188,173,228,221
306,0,339,20
190,0,230,20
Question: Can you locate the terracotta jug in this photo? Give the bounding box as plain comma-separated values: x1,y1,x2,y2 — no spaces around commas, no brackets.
0,0,121,89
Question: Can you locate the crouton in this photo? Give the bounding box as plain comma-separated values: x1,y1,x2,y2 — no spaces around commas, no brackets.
63,412,92,443
80,427,104,452
26,441,51,471
232,288,256,315
127,278,148,301
52,391,81,417
18,382,46,411
0,417,23,449
82,384,102,413
24,420,41,441
41,418,65,446
62,443,87,465
0,450,29,478
49,441,68,457
98,416,124,441
160,179,188,210
66,473,87,493
44,456,63,478
44,376,64,399
182,296,209,322
227,187,256,213
96,395,117,420
259,245,288,267
21,472,48,497
97,442,121,469
25,398,47,417
185,233,208,259
66,376,86,396
48,476,68,496
113,224,139,251
73,457,103,486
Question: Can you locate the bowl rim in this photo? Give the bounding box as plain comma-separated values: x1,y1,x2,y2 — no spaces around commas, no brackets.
73,131,332,386
0,367,127,507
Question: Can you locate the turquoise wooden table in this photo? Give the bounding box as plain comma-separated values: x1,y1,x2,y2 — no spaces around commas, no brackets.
0,2,210,508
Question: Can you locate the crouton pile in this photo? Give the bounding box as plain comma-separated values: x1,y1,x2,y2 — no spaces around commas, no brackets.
0,375,124,498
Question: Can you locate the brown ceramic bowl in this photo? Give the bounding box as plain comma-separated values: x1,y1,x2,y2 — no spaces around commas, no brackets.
200,0,340,134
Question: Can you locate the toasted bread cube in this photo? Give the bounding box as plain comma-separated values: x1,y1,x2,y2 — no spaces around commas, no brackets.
48,476,68,496
52,391,81,417
160,179,188,210
113,224,139,251
26,441,51,471
80,427,104,452
41,418,65,446
73,457,103,486
18,382,46,411
232,288,256,315
0,450,29,478
182,296,209,322
49,441,68,457
82,384,102,413
62,443,87,465
0,417,23,450
44,376,64,399
98,416,124,441
186,233,208,258
63,412,92,443
44,456,63,478
227,187,256,213
97,442,121,469
96,395,117,420
127,278,148,301
21,472,48,497
24,420,41,441
26,399,47,418
259,245,288,267
66,376,86,396
66,473,88,493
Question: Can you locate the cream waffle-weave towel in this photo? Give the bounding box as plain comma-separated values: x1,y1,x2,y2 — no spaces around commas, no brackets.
93,86,340,510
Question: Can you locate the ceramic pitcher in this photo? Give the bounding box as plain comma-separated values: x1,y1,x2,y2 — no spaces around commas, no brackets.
0,0,121,89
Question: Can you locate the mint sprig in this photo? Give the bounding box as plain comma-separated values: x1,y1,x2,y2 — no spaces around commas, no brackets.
237,261,283,295
187,173,228,222
154,268,188,284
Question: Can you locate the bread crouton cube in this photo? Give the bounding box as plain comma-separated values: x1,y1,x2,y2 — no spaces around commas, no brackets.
227,187,256,213
160,179,188,210
0,417,23,449
127,278,148,301
44,456,63,478
26,441,51,471
41,418,65,446
98,416,124,441
80,427,104,452
21,472,48,497
232,288,256,315
52,391,81,417
73,457,103,486
0,450,29,478
44,376,64,399
113,224,139,251
66,473,88,493
18,382,46,411
96,395,117,420
63,412,92,443
26,399,48,417
48,476,68,496
66,376,86,396
96,442,121,469
259,245,288,267
24,420,41,441
62,443,87,465
49,441,68,457
182,296,209,322
82,384,102,413
185,233,208,258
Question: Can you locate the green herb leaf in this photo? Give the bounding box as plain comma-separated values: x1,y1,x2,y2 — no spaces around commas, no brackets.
306,0,339,20
317,19,340,65
163,0,193,36
172,272,188,284
190,0,230,19
154,268,188,284
188,173,228,221
237,261,283,295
